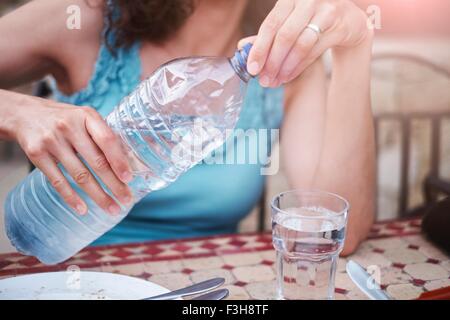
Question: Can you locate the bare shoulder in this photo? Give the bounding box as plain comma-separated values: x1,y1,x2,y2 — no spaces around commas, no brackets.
1,0,105,60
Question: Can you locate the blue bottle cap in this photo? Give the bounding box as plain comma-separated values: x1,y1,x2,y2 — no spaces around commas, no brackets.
231,43,253,82
240,43,253,64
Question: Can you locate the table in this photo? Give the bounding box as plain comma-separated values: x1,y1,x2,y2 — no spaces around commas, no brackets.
1,218,449,300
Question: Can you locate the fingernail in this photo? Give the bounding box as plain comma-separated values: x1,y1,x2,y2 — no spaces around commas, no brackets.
76,204,87,215
108,203,121,215
247,61,260,75
272,79,281,88
122,195,133,205
121,171,133,183
260,75,270,87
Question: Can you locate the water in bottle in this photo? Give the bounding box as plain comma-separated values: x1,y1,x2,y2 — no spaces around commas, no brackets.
4,44,253,265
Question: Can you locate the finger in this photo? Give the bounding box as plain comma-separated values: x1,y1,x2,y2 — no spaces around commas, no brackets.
247,0,295,76
33,153,87,215
285,27,340,83
269,77,283,88
276,28,319,83
49,139,121,215
69,131,133,206
284,40,328,84
237,36,256,49
259,2,315,86
85,110,133,184
278,9,337,83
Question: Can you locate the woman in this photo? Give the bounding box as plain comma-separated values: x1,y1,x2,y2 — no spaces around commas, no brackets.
0,0,375,254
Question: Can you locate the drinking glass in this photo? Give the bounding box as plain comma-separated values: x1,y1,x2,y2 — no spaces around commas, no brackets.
271,190,349,300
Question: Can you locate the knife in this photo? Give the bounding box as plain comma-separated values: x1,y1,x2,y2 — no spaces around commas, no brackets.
346,260,392,300
191,289,229,300
143,277,225,300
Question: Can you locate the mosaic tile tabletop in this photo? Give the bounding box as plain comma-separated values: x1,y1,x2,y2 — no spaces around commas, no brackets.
0,217,449,300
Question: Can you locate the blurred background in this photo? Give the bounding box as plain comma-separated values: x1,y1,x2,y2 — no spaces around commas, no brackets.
0,0,449,253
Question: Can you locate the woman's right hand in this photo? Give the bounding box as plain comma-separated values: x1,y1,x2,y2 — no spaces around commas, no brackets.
8,94,133,215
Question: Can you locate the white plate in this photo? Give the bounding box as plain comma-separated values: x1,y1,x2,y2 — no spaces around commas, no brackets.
0,271,170,300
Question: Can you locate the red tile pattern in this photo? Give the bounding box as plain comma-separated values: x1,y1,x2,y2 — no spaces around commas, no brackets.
0,217,449,299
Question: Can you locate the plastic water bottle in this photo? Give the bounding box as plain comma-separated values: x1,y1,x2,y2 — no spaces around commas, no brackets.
4,44,253,265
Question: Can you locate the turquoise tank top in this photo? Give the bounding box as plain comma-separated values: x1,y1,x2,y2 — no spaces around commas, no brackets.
51,21,284,245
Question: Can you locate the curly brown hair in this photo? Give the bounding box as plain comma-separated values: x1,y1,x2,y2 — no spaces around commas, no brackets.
103,0,276,50
104,0,195,49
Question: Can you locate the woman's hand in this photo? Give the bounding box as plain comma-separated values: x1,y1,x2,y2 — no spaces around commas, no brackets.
5,92,133,215
239,0,373,87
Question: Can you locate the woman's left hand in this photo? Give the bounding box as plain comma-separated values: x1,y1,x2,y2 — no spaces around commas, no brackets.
239,0,373,87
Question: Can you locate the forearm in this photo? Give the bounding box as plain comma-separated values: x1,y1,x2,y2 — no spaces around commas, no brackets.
314,37,376,254
0,89,30,141
281,60,327,188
